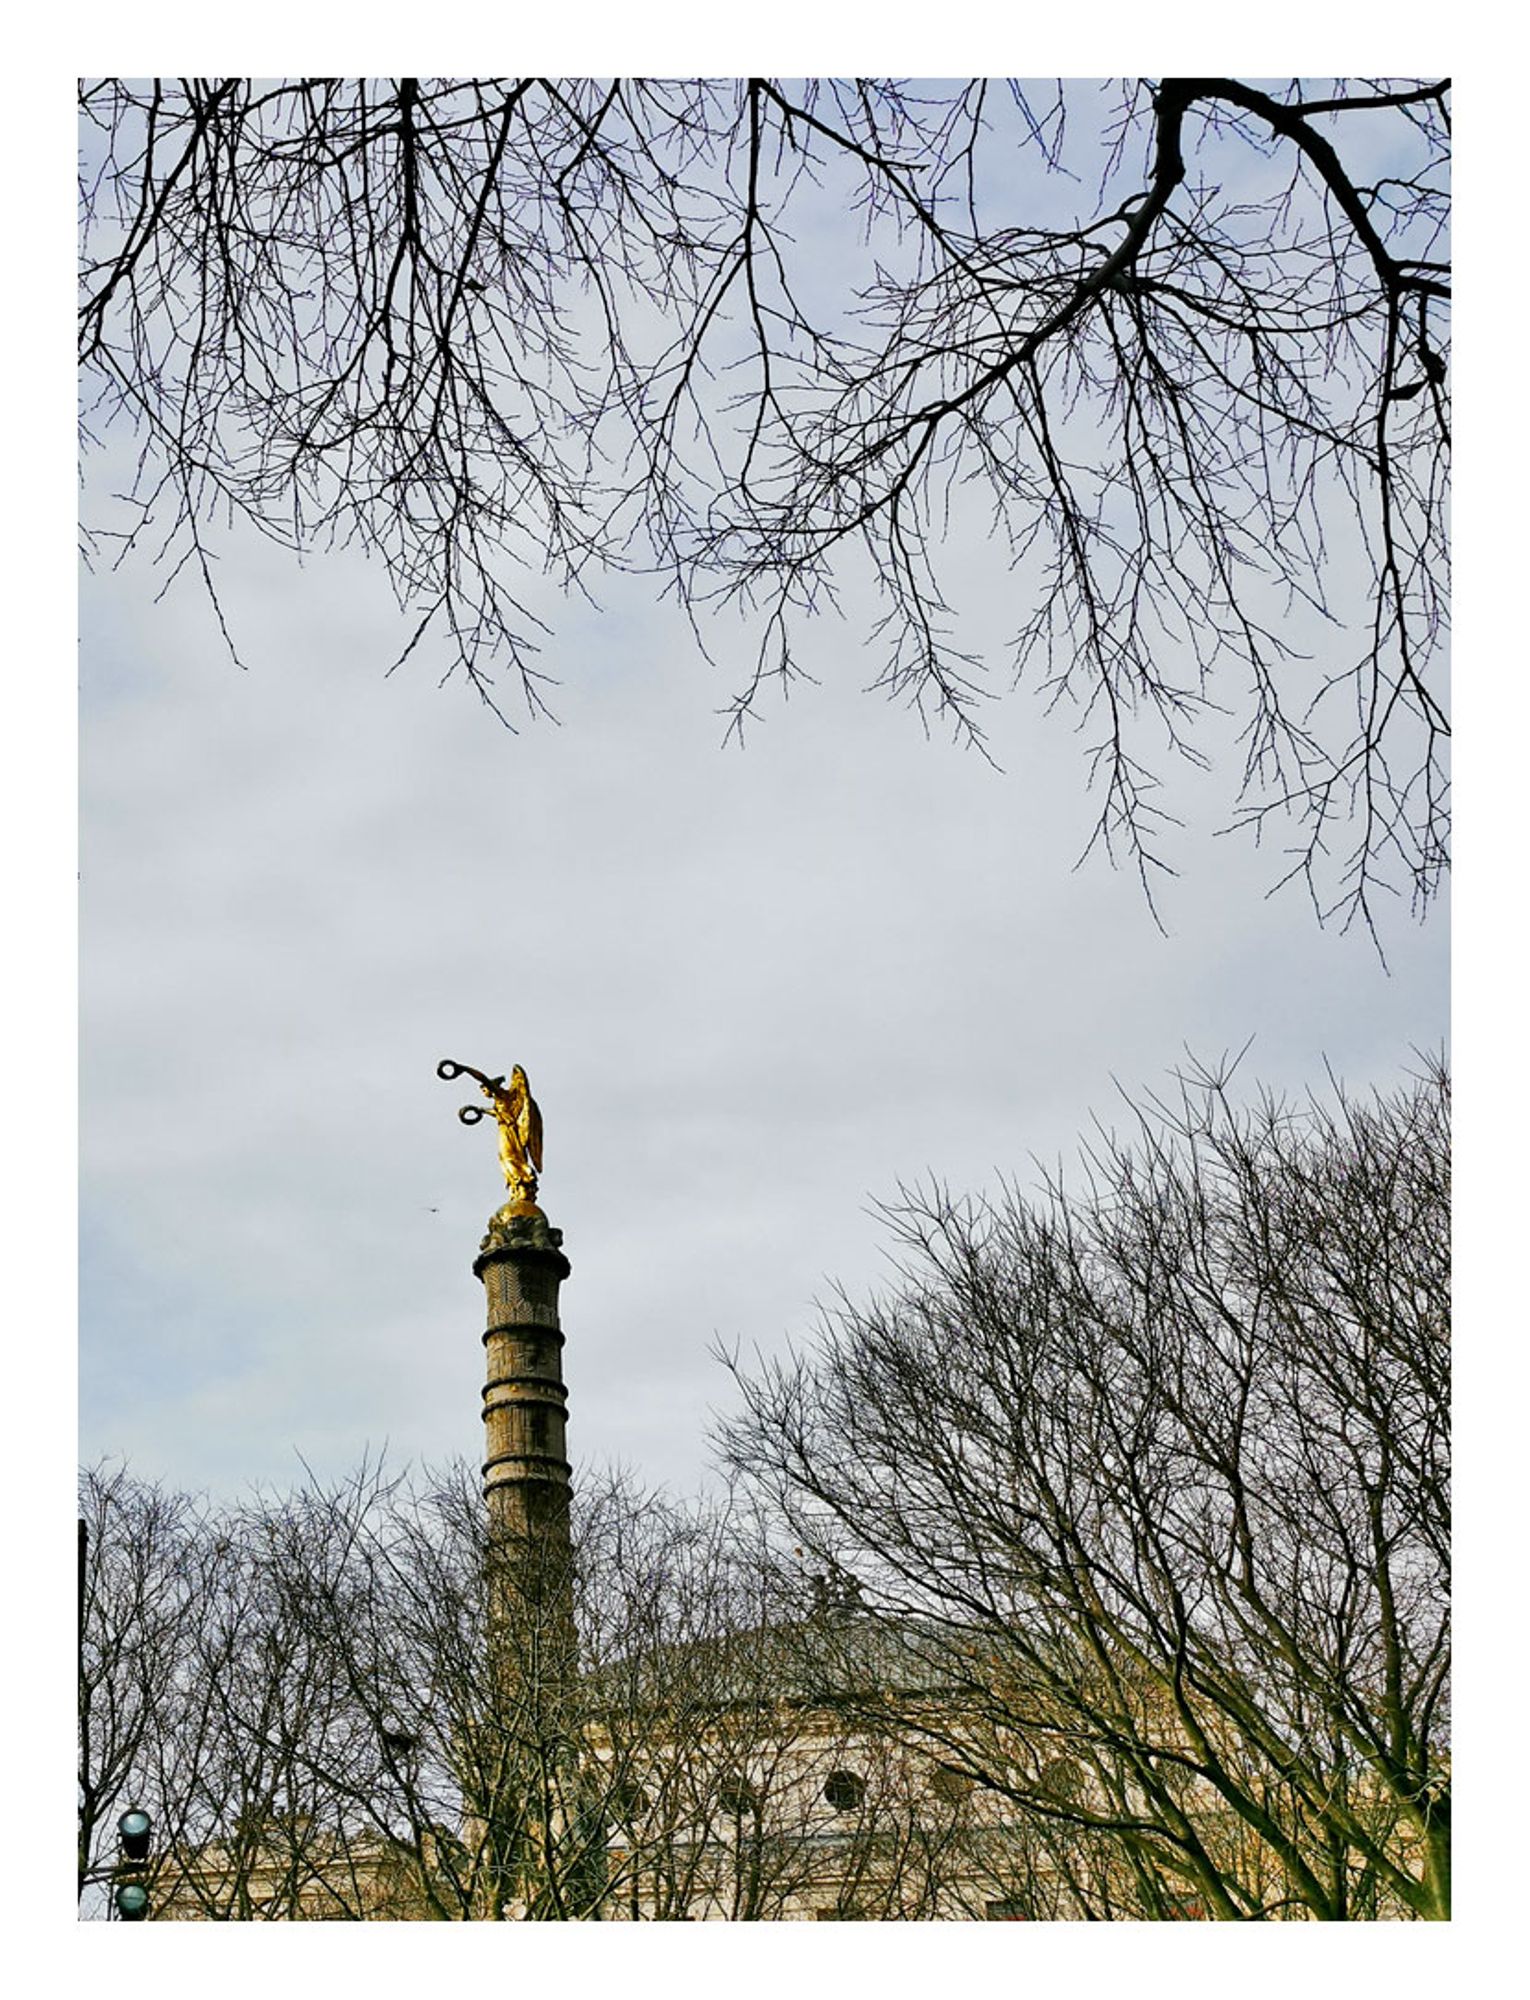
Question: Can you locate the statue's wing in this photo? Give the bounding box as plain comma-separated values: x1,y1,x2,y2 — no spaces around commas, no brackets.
521,1092,544,1174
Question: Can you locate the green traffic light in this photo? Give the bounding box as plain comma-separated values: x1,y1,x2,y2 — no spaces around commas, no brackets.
115,1882,150,1921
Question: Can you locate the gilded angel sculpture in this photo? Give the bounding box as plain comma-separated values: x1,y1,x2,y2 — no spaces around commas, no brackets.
437,1059,544,1209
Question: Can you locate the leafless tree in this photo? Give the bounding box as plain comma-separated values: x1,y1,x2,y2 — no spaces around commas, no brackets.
78,1458,445,1920
78,1465,204,1912
718,1057,1450,1919
81,1456,952,1920
81,1047,1449,1925
78,78,1449,925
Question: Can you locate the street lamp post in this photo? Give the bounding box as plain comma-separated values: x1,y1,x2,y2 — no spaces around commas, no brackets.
114,1809,153,1921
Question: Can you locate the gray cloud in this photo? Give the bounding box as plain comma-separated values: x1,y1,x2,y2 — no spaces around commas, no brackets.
79,499,1446,1506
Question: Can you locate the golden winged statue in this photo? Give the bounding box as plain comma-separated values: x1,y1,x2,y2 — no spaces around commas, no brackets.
485,1065,543,1206
437,1059,545,1212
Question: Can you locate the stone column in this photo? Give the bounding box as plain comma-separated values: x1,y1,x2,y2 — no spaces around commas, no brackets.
473,1208,573,1544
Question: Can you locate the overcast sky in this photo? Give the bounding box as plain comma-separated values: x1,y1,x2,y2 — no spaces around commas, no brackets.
78,500,1448,1507
68,68,1453,1519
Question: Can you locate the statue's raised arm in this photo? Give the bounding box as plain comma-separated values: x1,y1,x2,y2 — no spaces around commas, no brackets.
438,1059,544,1213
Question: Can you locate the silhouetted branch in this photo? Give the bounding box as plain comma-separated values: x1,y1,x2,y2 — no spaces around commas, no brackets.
79,77,1450,924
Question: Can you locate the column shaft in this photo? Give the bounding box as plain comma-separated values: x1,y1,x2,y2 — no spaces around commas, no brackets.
474,1213,572,1544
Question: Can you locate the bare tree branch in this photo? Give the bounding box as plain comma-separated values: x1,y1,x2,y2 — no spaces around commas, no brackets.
79,77,1450,925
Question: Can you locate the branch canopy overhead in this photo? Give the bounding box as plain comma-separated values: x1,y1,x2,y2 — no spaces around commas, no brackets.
79,77,1450,925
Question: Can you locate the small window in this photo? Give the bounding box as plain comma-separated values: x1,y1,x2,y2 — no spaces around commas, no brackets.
823,1770,865,1812
718,1774,757,1817
928,1765,973,1803
1039,1756,1084,1800
609,1779,650,1821
985,1898,1029,1921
